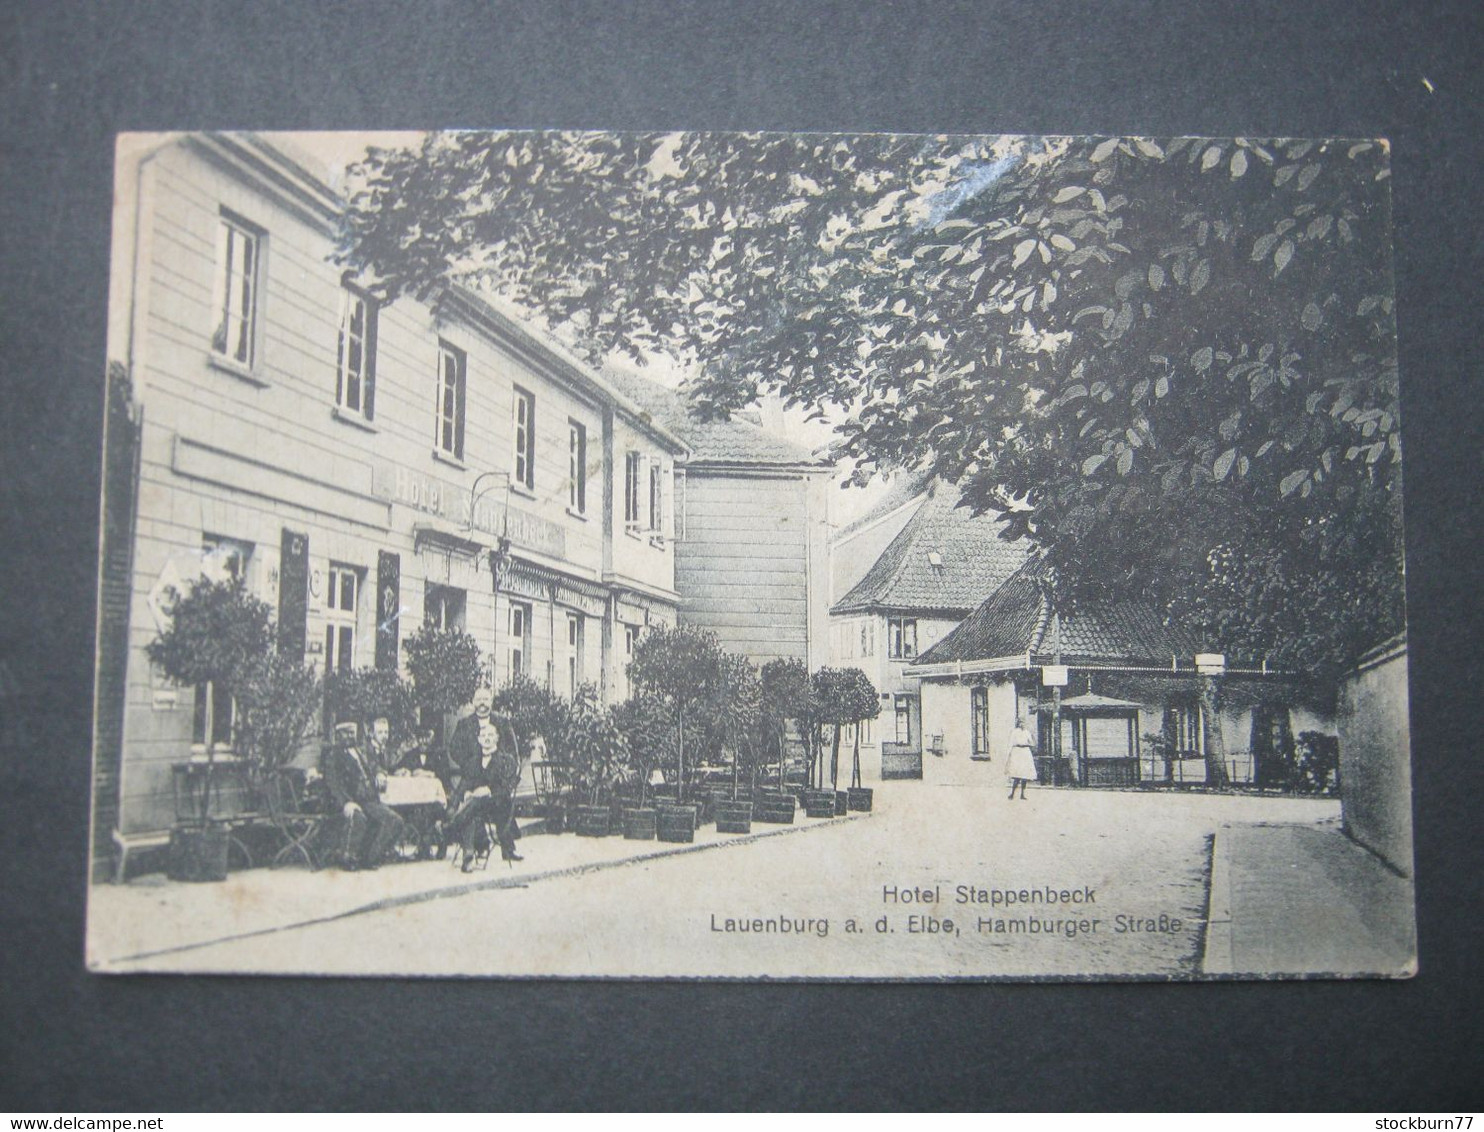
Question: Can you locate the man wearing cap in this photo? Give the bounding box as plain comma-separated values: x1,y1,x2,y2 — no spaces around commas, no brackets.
324,722,406,870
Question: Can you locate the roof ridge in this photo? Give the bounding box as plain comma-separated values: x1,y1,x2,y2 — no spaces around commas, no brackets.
871,486,944,605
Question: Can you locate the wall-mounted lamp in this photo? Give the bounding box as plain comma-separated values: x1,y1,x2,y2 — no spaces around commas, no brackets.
487,535,512,594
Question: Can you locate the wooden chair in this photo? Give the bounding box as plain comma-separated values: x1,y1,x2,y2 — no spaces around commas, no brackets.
262,768,327,870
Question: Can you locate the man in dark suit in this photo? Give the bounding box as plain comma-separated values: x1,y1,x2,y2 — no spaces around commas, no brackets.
380,718,451,860
324,722,406,870
388,721,453,796
445,685,523,871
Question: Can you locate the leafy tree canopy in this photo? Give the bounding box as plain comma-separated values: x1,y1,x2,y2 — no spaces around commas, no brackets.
759,657,812,723
234,653,323,774
403,624,482,716
344,133,1403,677
325,666,420,759
627,623,725,711
145,576,273,691
563,684,629,803
611,693,677,779
494,672,573,761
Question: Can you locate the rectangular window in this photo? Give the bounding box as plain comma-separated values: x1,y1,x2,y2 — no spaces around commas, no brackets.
423,584,466,633
435,341,466,459
1166,702,1206,758
509,601,531,677
894,694,917,747
211,214,259,367
201,534,251,582
336,287,377,418
615,623,640,700
514,386,536,489
624,452,642,528
971,687,990,759
192,681,235,750
888,617,918,660
568,420,587,513
324,564,360,673
649,460,663,533
566,613,584,696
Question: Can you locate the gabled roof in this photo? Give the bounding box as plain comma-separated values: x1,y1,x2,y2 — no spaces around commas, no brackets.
830,481,1030,616
914,558,1203,666
833,469,934,541
602,369,828,467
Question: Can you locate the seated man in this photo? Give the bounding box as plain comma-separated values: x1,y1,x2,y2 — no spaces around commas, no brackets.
445,685,523,871
376,717,450,860
386,719,453,796
323,722,405,870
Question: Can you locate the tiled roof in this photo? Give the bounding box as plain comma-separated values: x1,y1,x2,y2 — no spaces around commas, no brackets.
830,481,1030,615
910,558,1048,659
915,559,1203,666
602,369,827,466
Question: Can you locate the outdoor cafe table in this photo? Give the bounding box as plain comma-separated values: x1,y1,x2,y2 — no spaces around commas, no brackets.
380,772,447,809
381,772,448,859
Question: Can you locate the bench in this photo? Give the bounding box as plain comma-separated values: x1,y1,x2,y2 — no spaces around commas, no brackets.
111,828,171,884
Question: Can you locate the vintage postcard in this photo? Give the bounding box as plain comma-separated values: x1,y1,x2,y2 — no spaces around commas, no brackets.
86,130,1415,979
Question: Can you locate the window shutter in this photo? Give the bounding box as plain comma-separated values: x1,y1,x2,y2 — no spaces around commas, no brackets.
637,454,650,527
526,394,535,485
375,551,400,669
661,460,672,537
363,304,377,421
278,528,309,659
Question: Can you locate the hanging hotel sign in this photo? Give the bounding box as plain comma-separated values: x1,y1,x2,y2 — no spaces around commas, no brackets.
372,462,566,560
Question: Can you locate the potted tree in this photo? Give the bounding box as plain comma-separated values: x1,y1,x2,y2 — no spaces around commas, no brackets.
714,652,762,834
840,667,881,812
565,685,628,836
612,694,673,840
629,624,725,841
146,576,273,881
495,673,574,832
234,650,325,862
804,667,851,817
756,658,809,824
403,624,482,763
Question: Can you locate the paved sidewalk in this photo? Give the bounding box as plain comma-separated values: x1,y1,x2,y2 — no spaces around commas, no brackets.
87,810,867,970
1202,819,1416,978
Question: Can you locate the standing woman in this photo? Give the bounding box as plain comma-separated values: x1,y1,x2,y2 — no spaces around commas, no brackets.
1005,712,1038,800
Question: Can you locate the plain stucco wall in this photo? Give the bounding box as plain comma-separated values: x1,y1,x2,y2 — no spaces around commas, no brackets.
1338,640,1414,876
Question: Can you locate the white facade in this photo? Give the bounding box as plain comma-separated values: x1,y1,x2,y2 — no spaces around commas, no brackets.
101,134,685,836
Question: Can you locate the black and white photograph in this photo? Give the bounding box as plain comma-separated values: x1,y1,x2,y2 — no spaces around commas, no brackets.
84,128,1414,981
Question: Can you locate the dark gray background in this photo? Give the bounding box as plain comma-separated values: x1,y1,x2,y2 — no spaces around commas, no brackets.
2,0,1480,1111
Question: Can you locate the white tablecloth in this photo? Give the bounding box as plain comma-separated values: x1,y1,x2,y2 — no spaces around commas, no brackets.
381,774,447,808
